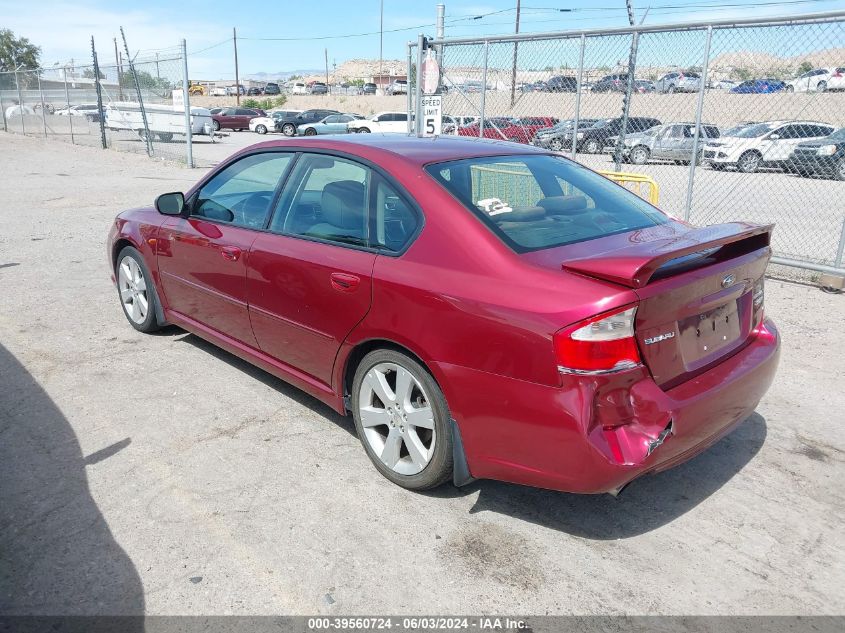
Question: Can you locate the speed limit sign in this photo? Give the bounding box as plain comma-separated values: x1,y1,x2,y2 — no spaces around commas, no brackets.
421,94,442,137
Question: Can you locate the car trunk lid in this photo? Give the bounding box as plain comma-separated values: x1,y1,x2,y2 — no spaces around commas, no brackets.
561,222,772,388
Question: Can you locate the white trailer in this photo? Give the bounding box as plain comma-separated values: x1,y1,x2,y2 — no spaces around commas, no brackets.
105,103,213,141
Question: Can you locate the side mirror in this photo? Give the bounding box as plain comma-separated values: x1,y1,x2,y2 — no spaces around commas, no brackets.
155,192,185,216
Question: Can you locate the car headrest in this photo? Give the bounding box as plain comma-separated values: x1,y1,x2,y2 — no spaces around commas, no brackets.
536,195,589,215
321,180,365,230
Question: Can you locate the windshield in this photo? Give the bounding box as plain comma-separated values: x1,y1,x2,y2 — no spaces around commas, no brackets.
589,119,612,129
425,154,667,253
643,126,661,136
734,123,778,138
826,127,845,140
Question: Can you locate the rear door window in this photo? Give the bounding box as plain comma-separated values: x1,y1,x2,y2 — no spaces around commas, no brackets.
426,155,667,253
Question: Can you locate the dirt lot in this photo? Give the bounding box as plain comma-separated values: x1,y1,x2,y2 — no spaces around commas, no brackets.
1,132,844,616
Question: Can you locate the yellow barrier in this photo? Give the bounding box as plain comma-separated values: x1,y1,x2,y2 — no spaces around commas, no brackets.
598,170,660,206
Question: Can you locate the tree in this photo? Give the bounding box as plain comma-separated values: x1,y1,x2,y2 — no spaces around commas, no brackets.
83,68,105,80
0,29,41,72
734,67,753,81
797,60,813,74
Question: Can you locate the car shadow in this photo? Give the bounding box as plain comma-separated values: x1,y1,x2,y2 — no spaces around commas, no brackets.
437,412,767,539
0,343,145,621
168,329,765,539
175,332,355,437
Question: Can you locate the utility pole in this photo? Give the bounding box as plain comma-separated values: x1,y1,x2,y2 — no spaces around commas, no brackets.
114,38,123,100
379,0,384,81
613,0,638,171
325,48,329,88
233,27,240,105
155,52,160,79
509,0,521,108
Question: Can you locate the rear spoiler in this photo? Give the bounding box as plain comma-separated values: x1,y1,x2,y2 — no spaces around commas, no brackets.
562,222,773,288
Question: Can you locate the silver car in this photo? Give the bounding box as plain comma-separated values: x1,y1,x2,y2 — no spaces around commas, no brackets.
655,71,703,93
609,122,721,164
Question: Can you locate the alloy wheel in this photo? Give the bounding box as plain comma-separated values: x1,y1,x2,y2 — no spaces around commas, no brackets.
631,147,649,165
585,139,599,153
256,124,267,134
118,255,149,325
282,123,295,136
549,138,563,151
357,362,436,476
836,159,845,182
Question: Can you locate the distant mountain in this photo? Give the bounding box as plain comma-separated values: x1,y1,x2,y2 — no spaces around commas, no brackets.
244,70,323,81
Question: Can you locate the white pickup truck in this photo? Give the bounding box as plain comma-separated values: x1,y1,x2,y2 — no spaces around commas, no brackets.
105,103,213,141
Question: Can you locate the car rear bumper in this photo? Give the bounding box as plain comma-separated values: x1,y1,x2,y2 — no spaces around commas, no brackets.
438,319,779,494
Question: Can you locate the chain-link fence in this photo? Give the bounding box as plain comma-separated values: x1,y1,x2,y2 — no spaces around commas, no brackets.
411,9,845,276
1,40,209,166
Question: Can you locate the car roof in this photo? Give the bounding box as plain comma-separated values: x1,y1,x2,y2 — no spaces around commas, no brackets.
241,134,550,168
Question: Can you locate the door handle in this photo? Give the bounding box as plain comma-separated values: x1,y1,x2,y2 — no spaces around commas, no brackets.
220,246,242,261
330,272,360,292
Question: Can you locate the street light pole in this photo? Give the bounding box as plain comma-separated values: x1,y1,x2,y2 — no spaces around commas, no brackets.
510,0,521,108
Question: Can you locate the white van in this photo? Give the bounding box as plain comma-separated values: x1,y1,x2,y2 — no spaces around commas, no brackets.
292,82,307,95
105,103,213,141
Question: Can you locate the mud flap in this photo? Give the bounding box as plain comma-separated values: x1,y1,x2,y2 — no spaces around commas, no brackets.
451,418,475,487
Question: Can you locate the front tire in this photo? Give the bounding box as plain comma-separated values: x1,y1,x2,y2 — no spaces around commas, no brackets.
630,145,650,165
356,127,371,133
212,120,220,131
817,81,827,92
304,127,317,136
584,138,600,154
116,246,160,333
786,85,795,93
549,138,563,151
282,122,296,136
351,349,453,490
738,151,762,173
835,158,845,182
256,124,267,134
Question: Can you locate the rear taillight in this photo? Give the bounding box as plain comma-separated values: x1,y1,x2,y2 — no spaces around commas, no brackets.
554,306,641,374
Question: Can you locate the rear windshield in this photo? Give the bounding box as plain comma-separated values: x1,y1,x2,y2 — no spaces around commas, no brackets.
425,155,668,253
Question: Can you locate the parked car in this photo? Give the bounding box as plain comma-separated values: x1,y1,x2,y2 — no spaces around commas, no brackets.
298,113,364,136
609,122,721,165
210,87,228,97
721,121,757,136
711,79,738,90
209,107,223,115
531,119,601,151
442,115,479,135
347,111,409,133
247,87,262,96
457,117,517,140
729,79,786,94
225,85,246,96
291,82,308,95
386,80,408,95
211,107,266,132
544,75,578,92
576,117,662,154
785,67,845,92
703,120,835,172
655,71,702,93
309,82,328,95
264,83,281,95
108,135,779,494
591,73,629,92
460,117,560,144
249,110,303,134
788,127,845,180
55,103,102,121
635,80,656,93
276,109,341,136
361,82,377,95
4,104,36,118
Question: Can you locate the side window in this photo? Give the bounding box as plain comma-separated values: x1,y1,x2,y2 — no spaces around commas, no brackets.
774,125,794,139
272,154,370,247
394,113,408,122
323,115,339,124
193,153,293,229
373,177,419,252
338,115,353,123
666,125,683,139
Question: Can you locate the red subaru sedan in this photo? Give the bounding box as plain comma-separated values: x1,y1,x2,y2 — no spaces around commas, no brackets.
107,135,779,495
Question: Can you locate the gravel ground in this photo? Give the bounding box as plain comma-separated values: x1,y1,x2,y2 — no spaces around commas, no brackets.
0,132,843,616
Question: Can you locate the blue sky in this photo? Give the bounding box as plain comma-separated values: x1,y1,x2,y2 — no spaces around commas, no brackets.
2,0,843,78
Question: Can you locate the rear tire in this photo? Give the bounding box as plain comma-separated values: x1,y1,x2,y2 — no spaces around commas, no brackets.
668,84,676,94
282,123,296,136
835,158,845,182
817,81,827,93
357,127,371,133
115,246,160,334
584,138,600,154
304,127,317,136
549,138,563,151
351,349,453,491
256,124,267,134
786,85,795,93
212,120,220,131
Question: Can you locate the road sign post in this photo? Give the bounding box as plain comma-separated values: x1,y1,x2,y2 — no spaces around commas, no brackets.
421,94,442,137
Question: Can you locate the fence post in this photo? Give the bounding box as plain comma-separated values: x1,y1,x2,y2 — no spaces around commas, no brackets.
37,73,47,138
684,25,713,222
571,33,586,159
63,70,74,144
406,42,413,133
0,79,6,132
414,34,425,136
613,31,639,171
91,37,108,150
835,217,845,269
181,39,194,168
14,69,25,135
479,40,489,138
121,27,153,156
